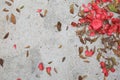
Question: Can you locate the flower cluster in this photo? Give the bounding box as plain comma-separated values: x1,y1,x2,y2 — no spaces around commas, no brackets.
72,1,120,36
100,61,115,77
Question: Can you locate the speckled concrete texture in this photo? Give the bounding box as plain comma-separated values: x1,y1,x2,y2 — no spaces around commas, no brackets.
0,0,120,80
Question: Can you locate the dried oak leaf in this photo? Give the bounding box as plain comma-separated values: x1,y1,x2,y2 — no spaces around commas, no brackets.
112,49,120,57
5,1,12,6
3,32,9,39
0,58,4,67
56,21,62,31
79,47,83,55
10,14,16,24
70,4,74,14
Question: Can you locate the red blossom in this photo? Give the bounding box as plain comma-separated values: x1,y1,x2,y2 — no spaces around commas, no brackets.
71,22,77,27
38,62,44,71
85,50,94,57
13,44,16,49
37,9,42,13
110,68,115,72
91,19,103,30
46,67,51,75
100,61,106,68
16,78,21,80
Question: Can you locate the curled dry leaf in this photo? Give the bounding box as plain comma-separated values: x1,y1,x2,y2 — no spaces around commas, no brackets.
76,27,86,36
79,47,84,55
10,14,16,24
96,53,102,61
54,68,58,73
3,32,9,39
5,1,12,6
40,13,44,17
79,54,87,59
0,58,4,67
91,37,99,44
70,4,74,14
112,49,120,57
16,8,20,13
56,21,62,31
3,8,9,12
62,57,66,62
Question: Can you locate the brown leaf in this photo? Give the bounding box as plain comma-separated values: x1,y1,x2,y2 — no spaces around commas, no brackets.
54,68,58,73
25,45,30,48
6,15,9,21
48,61,52,64
56,21,62,31
58,45,62,48
62,57,66,62
44,9,48,17
3,32,9,39
40,13,44,17
79,47,83,55
70,4,74,14
96,53,102,61
112,49,120,57
16,8,20,13
26,50,29,57
79,36,85,44
5,1,12,6
111,57,117,66
10,14,16,24
76,27,86,36
79,54,87,59
3,8,9,12
78,75,83,80
0,58,4,67
10,0,14,2
91,37,98,43
83,60,90,63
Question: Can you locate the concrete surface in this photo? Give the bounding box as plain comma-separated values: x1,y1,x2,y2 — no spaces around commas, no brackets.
0,0,120,80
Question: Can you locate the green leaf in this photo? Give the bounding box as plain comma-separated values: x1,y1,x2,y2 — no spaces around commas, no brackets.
108,4,117,12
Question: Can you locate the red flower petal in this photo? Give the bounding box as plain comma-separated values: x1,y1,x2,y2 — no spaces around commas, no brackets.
110,68,115,72
91,19,102,30
16,78,21,80
13,44,16,49
37,9,42,13
46,67,51,75
71,22,77,27
100,61,106,68
85,50,94,57
38,62,44,71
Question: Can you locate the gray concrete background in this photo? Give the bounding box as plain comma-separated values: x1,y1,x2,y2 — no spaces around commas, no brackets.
0,0,120,80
